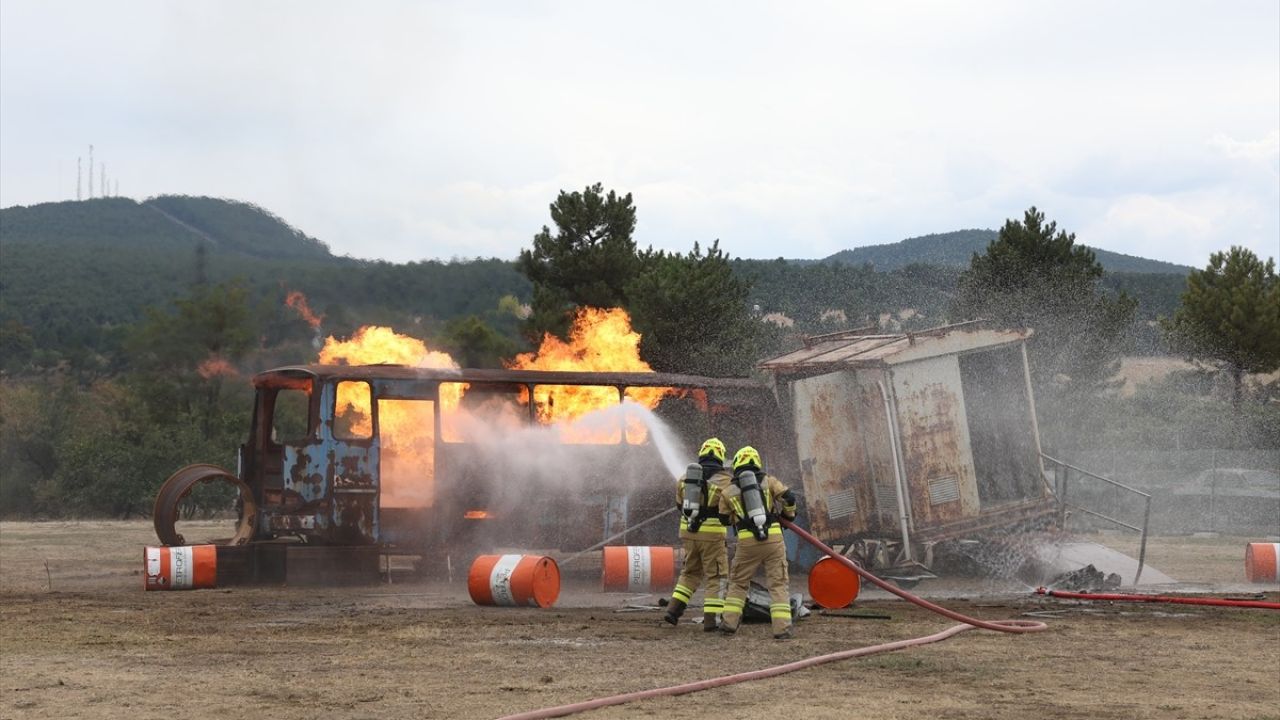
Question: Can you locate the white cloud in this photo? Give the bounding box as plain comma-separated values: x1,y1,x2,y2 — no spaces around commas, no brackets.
1210,130,1280,163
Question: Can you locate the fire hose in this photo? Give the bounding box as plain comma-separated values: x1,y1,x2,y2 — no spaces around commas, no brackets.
496,518,1046,720
1036,587,1280,610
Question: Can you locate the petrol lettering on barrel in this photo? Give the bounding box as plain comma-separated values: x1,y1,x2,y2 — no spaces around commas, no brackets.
628,547,650,591
171,547,191,589
489,554,521,606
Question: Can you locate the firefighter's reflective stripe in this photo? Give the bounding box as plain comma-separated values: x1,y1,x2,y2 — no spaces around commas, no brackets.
724,596,745,614
672,582,694,604
737,525,784,539
703,596,724,616
679,516,727,535
770,602,791,621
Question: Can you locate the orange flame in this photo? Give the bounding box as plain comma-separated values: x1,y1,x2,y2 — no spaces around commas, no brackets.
285,290,323,329
319,326,462,508
508,307,668,441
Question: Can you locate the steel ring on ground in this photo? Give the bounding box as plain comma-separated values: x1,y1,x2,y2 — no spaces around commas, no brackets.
153,463,256,547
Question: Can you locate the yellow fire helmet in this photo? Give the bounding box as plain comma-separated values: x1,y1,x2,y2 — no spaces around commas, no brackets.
698,437,727,464
732,446,762,473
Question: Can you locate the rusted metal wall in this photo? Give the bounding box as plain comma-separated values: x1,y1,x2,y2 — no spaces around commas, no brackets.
888,356,980,531
791,372,868,539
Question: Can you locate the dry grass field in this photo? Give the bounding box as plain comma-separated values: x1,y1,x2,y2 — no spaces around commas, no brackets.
1,521,1278,720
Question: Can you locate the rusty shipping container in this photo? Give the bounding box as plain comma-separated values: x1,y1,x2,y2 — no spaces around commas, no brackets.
759,325,1056,566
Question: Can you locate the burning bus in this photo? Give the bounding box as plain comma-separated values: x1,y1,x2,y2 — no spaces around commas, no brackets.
152,310,782,583
152,318,1069,584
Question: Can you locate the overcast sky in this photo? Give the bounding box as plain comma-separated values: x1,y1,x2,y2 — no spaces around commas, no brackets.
2,1,1277,267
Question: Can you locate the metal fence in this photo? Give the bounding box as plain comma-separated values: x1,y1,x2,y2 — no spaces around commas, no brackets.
1046,449,1279,536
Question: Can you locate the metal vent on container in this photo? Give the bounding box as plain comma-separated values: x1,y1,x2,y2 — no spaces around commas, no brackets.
825,489,857,519
874,482,898,512
928,475,960,505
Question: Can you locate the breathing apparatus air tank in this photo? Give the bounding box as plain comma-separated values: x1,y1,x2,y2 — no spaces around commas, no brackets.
681,463,704,531
737,470,769,541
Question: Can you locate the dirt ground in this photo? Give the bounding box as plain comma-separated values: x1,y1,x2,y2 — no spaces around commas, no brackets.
2,521,1278,720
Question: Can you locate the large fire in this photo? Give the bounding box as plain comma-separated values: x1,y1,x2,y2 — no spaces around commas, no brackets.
319,326,462,508
508,307,669,442
311,307,669,505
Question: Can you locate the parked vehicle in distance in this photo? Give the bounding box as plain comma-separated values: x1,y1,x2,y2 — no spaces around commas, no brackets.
1163,468,1280,535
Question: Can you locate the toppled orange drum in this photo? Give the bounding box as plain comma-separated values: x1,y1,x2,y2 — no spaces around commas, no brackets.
1245,542,1280,583
144,545,217,591
468,554,561,608
807,555,861,608
601,546,676,592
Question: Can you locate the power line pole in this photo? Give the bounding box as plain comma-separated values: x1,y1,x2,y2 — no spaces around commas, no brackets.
77,157,82,201
88,144,94,198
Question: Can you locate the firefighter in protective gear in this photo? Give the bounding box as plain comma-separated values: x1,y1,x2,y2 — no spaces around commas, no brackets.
664,438,732,631
718,446,798,639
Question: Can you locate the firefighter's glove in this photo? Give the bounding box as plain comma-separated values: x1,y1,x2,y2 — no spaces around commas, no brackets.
781,489,797,520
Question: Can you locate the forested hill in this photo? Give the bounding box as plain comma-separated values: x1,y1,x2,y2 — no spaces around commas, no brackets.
1,196,333,260
824,229,1194,274
0,197,530,366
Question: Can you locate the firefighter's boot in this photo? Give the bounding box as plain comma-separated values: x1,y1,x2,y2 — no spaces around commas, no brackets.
702,612,719,632
663,599,687,626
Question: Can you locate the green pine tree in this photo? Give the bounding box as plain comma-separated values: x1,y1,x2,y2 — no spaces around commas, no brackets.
626,240,758,376
517,183,640,341
1164,246,1280,407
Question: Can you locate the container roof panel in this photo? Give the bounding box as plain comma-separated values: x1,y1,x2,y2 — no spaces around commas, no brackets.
758,325,1030,373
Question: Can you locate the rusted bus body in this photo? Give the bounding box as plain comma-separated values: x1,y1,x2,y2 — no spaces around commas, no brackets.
232,365,775,554
760,327,1054,559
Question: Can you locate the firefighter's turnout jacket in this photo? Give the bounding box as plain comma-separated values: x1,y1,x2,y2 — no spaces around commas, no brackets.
669,464,732,622
718,472,797,636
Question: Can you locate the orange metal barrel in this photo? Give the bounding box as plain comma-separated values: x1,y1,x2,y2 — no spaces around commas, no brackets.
807,555,861,608
468,554,561,608
601,546,676,592
1245,542,1280,583
144,545,217,591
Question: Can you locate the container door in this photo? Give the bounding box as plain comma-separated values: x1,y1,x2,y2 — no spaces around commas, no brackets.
790,371,878,541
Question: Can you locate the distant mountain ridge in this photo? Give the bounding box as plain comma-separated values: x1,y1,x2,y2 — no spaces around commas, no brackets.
1,195,333,261
823,229,1193,274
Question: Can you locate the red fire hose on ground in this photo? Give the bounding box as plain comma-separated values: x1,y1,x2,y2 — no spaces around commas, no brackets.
1037,587,1280,610
497,519,1047,720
